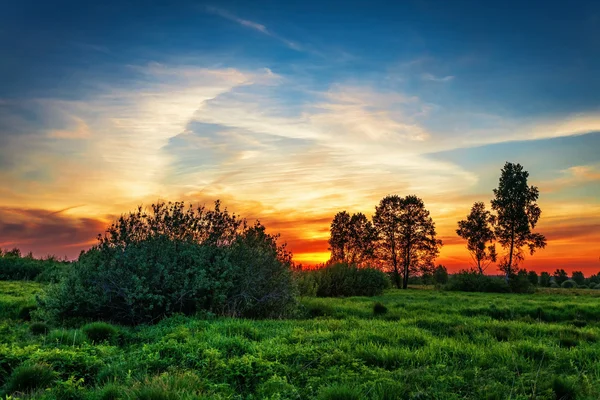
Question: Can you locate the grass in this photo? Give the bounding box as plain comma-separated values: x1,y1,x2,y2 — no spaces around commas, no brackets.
2,281,600,399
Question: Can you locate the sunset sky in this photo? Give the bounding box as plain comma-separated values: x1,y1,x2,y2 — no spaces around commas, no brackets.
1,0,599,273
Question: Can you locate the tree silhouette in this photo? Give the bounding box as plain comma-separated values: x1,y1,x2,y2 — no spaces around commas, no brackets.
456,202,497,274
328,211,376,265
491,162,547,278
553,269,568,285
540,271,551,287
373,195,442,289
571,271,585,286
527,270,539,286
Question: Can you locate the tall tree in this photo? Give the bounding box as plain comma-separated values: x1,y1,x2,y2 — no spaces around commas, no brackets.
456,202,497,274
328,211,352,263
491,162,547,278
373,195,442,289
328,211,376,265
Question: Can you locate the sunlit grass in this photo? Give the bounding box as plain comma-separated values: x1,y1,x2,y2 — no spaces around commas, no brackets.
1,281,600,398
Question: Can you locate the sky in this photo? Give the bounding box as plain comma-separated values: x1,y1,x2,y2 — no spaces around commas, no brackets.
1,0,599,274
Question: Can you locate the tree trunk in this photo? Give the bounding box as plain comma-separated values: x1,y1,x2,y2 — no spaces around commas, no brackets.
403,246,411,290
477,258,483,275
507,228,515,280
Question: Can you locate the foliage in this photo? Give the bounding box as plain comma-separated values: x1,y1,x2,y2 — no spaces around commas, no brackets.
445,270,510,293
571,271,585,285
540,271,551,287
508,270,535,293
456,202,497,274
328,211,376,265
3,280,600,399
561,280,577,289
373,195,442,289
82,322,119,343
308,263,390,297
527,270,538,286
490,162,547,277
2,363,56,395
0,252,70,282
553,269,569,285
29,321,50,335
373,302,388,315
40,201,297,324
433,265,449,285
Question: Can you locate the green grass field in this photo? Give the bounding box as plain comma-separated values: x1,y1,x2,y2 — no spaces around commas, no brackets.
2,281,600,399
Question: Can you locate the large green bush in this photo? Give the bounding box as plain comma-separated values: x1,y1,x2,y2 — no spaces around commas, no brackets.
39,201,297,324
301,263,390,297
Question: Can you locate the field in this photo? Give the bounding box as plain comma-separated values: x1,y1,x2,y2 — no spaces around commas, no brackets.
2,282,600,399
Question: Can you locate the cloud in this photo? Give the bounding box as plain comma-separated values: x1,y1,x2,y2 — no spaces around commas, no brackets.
543,164,600,193
0,207,108,259
421,73,455,82
205,6,302,51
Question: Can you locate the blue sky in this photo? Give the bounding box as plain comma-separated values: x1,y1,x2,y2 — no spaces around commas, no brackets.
1,0,599,270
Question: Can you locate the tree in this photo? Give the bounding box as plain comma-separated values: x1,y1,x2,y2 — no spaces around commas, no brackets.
328,211,376,265
527,270,539,286
571,271,585,286
433,265,449,285
540,271,551,287
553,269,568,285
456,202,497,274
373,195,442,289
491,162,547,278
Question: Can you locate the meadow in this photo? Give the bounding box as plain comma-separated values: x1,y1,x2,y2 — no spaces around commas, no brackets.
2,281,600,399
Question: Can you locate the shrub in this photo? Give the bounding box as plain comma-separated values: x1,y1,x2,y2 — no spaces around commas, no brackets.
0,253,70,282
373,302,388,315
3,363,56,394
589,283,597,289
309,263,390,297
561,280,577,289
318,384,362,400
18,304,37,321
433,265,449,285
550,282,560,288
82,322,119,343
97,384,124,400
508,272,535,294
40,201,298,324
29,321,50,335
445,270,510,293
552,376,577,400
295,269,319,296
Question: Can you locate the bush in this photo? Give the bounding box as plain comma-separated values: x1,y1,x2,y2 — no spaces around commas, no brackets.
40,201,297,324
508,272,535,294
445,270,510,293
373,302,388,315
318,384,362,400
0,253,70,282
82,322,119,343
561,280,577,289
433,265,449,285
3,363,56,395
18,304,37,321
29,321,50,335
589,283,597,289
307,263,390,297
295,270,319,296
550,282,560,288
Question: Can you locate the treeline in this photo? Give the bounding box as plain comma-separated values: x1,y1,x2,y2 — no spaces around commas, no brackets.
0,249,70,283
324,162,549,291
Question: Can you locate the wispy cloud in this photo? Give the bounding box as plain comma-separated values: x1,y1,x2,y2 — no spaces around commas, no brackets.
205,6,302,51
421,73,455,82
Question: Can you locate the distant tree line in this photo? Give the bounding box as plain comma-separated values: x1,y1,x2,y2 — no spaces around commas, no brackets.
324,162,596,292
